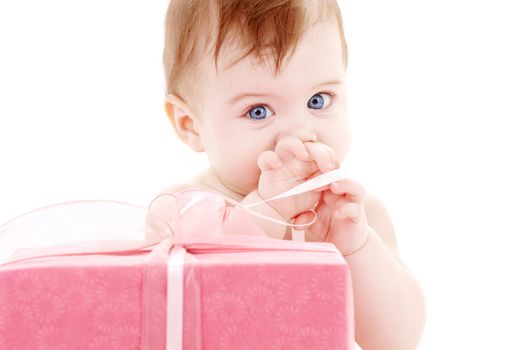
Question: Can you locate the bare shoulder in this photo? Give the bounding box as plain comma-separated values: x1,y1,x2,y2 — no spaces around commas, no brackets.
363,193,404,264
157,183,200,196
153,169,216,199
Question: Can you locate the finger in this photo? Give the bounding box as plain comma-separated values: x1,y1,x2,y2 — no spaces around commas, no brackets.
321,143,338,169
334,202,363,223
314,184,330,192
292,210,316,231
320,179,366,211
293,210,328,242
304,142,337,173
274,136,309,161
320,189,346,211
328,179,367,204
257,150,283,172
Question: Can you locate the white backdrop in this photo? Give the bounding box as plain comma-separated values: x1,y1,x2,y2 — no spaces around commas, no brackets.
1,1,524,349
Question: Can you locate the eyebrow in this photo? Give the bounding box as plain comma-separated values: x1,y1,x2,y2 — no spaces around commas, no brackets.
228,79,344,105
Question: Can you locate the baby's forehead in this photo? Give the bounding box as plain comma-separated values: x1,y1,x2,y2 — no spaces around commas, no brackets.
163,0,346,110
198,29,280,73
214,24,342,76
197,6,335,75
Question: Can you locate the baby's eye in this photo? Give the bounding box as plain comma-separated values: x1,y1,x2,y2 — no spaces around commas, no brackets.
307,92,334,110
243,92,336,121
246,105,274,121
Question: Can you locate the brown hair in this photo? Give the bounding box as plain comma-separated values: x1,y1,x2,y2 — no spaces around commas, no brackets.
163,0,348,107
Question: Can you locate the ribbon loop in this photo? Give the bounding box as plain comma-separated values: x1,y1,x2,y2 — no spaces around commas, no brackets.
0,168,348,266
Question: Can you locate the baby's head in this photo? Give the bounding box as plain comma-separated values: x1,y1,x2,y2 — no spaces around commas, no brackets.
163,0,350,197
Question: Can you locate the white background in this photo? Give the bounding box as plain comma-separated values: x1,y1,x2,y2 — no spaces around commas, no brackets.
1,0,524,349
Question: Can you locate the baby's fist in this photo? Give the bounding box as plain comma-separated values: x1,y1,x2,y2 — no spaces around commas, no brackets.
257,136,338,221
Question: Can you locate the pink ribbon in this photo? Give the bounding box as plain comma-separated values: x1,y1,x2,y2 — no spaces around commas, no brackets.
0,168,348,350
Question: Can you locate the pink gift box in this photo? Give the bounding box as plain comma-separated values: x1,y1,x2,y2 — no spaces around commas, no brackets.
1,241,354,349
0,186,356,349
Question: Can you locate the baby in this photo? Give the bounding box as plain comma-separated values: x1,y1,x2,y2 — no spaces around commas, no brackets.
155,0,426,349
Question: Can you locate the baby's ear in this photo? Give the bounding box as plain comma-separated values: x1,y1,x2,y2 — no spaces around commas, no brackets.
164,94,204,152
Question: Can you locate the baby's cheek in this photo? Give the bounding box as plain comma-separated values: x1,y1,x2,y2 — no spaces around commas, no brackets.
221,144,261,190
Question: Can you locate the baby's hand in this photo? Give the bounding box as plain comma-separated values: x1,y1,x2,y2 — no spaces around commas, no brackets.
256,136,339,221
293,178,369,256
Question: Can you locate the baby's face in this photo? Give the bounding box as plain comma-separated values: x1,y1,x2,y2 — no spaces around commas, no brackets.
191,21,350,197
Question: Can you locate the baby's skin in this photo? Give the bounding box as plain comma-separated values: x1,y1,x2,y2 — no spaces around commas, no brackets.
155,8,426,349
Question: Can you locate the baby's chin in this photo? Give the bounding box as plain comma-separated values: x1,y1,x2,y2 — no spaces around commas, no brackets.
228,180,259,199
217,168,259,195
209,173,257,201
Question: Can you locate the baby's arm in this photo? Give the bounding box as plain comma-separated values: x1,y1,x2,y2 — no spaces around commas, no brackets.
344,226,426,350
304,179,426,349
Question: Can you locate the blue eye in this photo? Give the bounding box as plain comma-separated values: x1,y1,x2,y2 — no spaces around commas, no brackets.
247,105,274,120
244,92,335,121
307,93,333,109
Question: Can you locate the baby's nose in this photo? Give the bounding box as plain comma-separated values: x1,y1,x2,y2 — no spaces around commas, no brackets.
276,128,317,144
